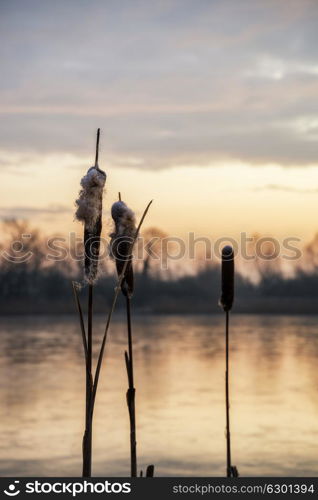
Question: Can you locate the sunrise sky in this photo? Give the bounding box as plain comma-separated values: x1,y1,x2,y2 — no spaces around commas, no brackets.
1,0,318,244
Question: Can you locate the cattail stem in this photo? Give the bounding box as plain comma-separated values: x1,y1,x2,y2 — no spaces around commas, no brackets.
95,128,100,166
88,284,93,376
74,128,106,477
125,295,137,477
82,129,100,477
126,296,134,387
82,284,94,477
225,310,231,478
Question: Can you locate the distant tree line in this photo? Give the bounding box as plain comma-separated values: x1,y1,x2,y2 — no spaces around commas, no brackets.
0,220,318,314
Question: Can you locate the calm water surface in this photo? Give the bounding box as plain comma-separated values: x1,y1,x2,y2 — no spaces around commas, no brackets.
1,313,318,476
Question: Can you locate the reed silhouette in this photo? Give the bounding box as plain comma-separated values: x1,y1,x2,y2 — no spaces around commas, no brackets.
220,245,239,478
73,128,106,477
110,196,155,477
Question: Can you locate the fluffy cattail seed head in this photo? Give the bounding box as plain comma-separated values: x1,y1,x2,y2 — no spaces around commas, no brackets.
110,200,136,297
220,245,234,312
75,166,106,230
75,165,106,284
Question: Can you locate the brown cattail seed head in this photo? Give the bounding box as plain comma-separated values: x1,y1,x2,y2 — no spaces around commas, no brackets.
110,201,136,297
220,245,234,312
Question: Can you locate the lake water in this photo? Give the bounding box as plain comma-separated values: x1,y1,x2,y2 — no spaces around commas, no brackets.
1,313,318,477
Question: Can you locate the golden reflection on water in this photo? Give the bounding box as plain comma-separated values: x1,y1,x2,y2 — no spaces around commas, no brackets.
1,314,318,476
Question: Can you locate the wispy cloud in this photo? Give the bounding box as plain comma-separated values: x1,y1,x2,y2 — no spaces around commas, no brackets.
254,184,318,193
0,205,72,219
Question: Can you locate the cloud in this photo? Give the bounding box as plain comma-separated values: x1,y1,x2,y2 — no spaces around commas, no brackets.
0,0,318,168
254,184,318,193
0,205,72,219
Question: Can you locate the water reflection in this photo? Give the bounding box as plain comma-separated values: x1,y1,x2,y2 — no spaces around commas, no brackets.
0,314,318,476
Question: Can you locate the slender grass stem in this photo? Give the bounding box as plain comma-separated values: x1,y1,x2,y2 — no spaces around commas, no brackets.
125,295,137,477
225,310,231,478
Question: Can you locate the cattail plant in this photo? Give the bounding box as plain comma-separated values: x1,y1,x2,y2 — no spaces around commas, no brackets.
219,245,239,478
110,198,138,476
110,197,154,477
73,160,153,477
73,128,106,477
90,198,153,423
